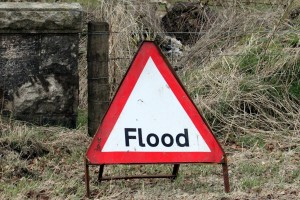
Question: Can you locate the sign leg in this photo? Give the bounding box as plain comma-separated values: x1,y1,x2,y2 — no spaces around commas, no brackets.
84,158,91,198
98,164,105,182
222,156,230,193
171,164,180,180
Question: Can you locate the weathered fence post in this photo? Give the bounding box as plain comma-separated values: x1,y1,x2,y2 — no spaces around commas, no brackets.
87,22,110,137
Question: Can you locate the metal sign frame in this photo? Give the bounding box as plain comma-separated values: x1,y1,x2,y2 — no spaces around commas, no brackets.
84,157,229,198
84,41,230,198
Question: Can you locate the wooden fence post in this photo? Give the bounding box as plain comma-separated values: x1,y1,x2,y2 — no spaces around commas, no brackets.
87,22,110,137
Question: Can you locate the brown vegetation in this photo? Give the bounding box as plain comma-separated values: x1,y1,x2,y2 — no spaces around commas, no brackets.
1,0,299,199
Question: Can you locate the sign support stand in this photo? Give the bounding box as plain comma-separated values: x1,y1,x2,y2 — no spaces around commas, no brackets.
84,157,230,198
97,163,180,182
222,155,230,193
171,164,180,180
98,164,105,182
84,41,231,198
84,158,90,198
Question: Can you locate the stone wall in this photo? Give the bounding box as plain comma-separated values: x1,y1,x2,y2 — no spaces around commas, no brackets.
0,3,82,128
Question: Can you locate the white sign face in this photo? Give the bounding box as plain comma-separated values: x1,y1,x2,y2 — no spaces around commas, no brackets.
102,57,211,152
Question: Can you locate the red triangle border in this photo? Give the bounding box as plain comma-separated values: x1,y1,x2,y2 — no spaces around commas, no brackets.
86,41,225,164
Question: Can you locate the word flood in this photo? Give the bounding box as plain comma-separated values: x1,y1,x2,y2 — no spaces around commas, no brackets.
124,128,189,147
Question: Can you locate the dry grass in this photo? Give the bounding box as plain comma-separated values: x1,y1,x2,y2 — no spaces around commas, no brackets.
1,0,300,199
78,0,163,108
176,3,300,137
0,119,299,199
78,0,300,139
77,0,300,141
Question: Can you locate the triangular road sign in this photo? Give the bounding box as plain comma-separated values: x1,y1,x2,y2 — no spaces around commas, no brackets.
86,41,224,164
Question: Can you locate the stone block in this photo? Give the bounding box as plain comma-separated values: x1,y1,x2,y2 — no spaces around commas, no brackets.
40,35,78,75
0,3,82,33
0,3,82,128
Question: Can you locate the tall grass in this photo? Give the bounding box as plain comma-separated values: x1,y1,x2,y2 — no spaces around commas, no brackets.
0,0,298,137
77,0,300,138
78,0,163,108
1,1,300,199
177,5,300,137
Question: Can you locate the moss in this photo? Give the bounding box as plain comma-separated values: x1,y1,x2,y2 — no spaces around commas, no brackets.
236,134,265,148
239,52,259,74
76,109,87,128
283,33,299,47
289,80,300,98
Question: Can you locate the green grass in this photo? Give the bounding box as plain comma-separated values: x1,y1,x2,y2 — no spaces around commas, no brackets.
76,109,88,129
238,163,267,176
241,177,264,190
1,119,299,199
47,0,100,5
289,80,300,98
1,0,300,199
236,134,265,148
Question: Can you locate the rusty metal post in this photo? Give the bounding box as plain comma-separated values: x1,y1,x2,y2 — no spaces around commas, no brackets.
222,156,230,193
84,158,90,198
171,164,180,180
98,164,105,182
87,21,110,137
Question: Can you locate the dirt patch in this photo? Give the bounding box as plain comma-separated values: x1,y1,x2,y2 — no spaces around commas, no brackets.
1,139,49,160
161,2,215,45
289,7,300,26
8,166,37,179
26,189,50,200
290,7,300,19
